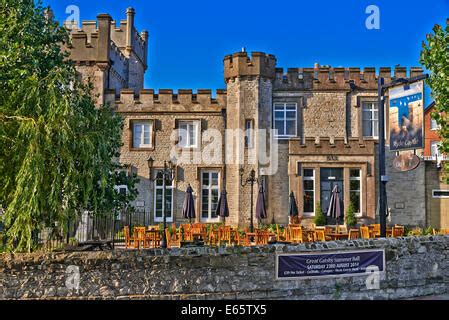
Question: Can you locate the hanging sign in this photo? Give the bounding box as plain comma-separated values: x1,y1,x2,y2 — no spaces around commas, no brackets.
388,81,424,151
392,153,420,172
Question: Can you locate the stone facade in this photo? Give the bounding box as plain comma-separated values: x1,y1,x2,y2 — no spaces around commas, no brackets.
1,236,448,299
67,8,432,229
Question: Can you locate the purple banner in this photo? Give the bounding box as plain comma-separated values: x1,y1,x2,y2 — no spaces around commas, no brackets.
276,249,385,279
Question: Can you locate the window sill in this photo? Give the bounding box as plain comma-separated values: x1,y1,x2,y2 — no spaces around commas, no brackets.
130,147,155,151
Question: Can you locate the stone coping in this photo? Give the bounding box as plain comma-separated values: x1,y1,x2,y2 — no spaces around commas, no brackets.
1,235,447,262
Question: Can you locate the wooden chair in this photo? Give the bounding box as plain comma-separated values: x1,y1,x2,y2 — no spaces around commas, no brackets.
146,229,162,248
133,227,146,249
314,229,326,242
276,224,289,242
165,228,181,248
360,226,370,239
336,225,347,234
288,226,303,243
370,224,381,238
391,225,405,237
207,226,219,246
348,229,360,239
191,223,207,241
324,226,335,241
123,226,134,249
218,225,231,246
180,224,193,241
255,229,270,245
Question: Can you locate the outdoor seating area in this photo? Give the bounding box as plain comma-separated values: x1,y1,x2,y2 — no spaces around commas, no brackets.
120,222,445,249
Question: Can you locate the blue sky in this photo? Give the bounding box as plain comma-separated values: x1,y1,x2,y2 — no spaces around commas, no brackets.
42,0,448,99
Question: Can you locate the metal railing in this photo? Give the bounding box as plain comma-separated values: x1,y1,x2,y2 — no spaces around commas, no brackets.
20,209,151,251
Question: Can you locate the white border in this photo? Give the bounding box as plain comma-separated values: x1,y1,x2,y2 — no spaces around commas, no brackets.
275,248,386,280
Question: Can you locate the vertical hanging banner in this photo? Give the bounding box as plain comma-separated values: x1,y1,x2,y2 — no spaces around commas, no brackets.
388,81,424,151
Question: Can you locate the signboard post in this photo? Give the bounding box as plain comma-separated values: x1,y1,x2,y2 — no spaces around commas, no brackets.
276,249,385,280
377,74,428,237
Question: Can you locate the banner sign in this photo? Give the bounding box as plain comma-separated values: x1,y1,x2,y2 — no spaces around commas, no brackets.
388,81,424,151
276,249,385,280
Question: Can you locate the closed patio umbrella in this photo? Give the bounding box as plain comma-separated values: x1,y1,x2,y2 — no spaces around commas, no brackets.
327,185,342,223
182,184,196,223
288,191,299,218
256,185,267,221
215,189,229,224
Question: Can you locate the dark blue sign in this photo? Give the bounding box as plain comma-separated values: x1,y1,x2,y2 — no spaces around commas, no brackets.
276,249,385,279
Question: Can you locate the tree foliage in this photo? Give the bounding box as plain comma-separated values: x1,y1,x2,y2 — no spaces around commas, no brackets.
420,19,449,180
0,0,137,252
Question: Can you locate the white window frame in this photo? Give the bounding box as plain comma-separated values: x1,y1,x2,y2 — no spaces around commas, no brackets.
432,190,449,198
362,101,379,139
430,141,441,158
273,102,297,139
132,121,153,148
153,170,174,223
178,120,200,148
430,118,439,131
349,169,362,217
200,171,220,222
303,168,315,216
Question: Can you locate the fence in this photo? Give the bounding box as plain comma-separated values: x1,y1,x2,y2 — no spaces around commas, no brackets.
30,209,151,251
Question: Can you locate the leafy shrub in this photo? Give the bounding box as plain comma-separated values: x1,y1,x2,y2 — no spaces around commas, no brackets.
314,202,326,226
345,201,357,227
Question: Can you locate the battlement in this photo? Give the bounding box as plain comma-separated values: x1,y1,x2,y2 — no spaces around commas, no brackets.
68,8,148,67
224,51,276,81
105,89,227,112
289,137,377,155
274,66,423,91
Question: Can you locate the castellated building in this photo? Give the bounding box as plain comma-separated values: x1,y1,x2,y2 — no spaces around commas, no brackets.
68,8,431,228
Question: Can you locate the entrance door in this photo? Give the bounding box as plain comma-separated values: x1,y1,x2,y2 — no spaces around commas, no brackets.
320,168,344,219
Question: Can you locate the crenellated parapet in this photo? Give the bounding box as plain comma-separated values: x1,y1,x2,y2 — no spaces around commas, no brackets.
289,137,377,155
105,89,227,113
68,14,112,65
274,66,423,91
224,51,276,82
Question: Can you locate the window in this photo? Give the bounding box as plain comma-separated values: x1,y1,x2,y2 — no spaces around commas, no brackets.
273,103,297,138
431,141,440,158
303,168,315,215
362,101,379,138
154,170,174,222
178,121,200,148
245,119,254,148
432,190,449,198
132,121,153,148
201,171,220,222
430,118,439,130
349,169,361,216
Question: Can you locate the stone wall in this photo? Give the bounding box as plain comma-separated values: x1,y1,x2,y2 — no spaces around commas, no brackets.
386,147,426,227
1,236,448,300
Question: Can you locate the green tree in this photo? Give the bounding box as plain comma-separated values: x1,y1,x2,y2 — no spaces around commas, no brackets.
313,201,326,226
345,201,357,227
0,0,136,252
420,19,449,181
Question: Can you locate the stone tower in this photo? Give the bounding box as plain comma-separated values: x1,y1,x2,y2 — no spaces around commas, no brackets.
67,8,148,105
223,51,276,228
